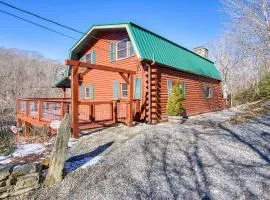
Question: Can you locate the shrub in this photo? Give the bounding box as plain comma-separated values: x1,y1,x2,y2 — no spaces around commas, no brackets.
0,117,16,156
258,74,270,98
0,129,15,156
167,83,184,116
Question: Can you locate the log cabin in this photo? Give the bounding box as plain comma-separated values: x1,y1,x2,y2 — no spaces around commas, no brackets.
16,22,224,138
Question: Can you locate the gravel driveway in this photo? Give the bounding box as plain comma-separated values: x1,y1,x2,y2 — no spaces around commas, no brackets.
32,104,270,200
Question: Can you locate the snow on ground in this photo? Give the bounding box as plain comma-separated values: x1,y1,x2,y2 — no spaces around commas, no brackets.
0,143,47,165
64,155,102,173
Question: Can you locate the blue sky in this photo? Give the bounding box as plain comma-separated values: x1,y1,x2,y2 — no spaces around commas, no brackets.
0,0,224,62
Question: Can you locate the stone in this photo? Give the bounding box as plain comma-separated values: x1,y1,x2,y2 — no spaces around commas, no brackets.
0,180,6,187
0,185,13,193
11,164,37,177
0,165,12,181
11,184,39,196
6,176,17,186
17,172,39,182
0,191,9,199
14,174,39,190
44,114,71,186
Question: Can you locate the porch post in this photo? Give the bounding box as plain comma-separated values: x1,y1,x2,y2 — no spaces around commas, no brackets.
71,65,79,138
127,74,133,127
112,100,117,123
62,88,66,99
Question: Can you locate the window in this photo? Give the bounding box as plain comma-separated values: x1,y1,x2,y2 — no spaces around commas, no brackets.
117,39,128,59
116,39,135,60
85,53,92,64
167,80,173,97
134,78,141,99
204,86,213,98
120,83,128,98
85,87,90,99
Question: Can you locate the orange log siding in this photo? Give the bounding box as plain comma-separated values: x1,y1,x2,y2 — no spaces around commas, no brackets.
157,65,223,120
78,31,147,121
78,30,223,123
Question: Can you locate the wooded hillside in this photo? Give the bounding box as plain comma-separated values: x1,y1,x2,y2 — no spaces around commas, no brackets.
208,0,270,105
0,47,65,121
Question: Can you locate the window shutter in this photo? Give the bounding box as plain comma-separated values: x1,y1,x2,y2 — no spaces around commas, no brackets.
80,85,85,99
181,82,186,99
134,78,141,99
167,80,172,97
89,84,94,100
113,80,119,100
91,51,96,64
129,41,135,56
110,43,115,63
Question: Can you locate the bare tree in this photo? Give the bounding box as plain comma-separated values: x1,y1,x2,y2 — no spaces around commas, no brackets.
0,47,64,121
209,0,270,105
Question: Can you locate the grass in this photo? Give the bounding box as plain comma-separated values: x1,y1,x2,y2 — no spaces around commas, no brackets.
229,99,269,124
0,129,16,156
233,73,270,106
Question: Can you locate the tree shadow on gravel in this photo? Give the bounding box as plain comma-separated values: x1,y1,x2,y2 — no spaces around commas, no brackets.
120,118,270,200
64,141,114,174
33,116,270,200
120,128,213,199
219,123,270,164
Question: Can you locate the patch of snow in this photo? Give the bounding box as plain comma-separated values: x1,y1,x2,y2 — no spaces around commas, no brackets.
68,139,78,148
80,156,102,169
0,143,46,165
64,155,102,173
13,143,46,157
0,156,12,165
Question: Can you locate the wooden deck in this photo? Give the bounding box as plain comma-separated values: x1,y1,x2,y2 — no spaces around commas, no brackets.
17,98,141,137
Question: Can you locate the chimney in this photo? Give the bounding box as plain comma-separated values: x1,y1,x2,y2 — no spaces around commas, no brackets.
193,46,208,59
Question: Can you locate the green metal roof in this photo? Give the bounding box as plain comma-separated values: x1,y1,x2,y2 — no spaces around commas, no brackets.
127,23,221,80
60,22,221,88
53,67,71,88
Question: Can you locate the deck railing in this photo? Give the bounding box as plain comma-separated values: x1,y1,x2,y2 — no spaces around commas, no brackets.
17,98,141,131
78,99,141,124
17,98,71,126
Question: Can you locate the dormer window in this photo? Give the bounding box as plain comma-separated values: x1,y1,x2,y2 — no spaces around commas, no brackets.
117,39,128,60
116,39,134,60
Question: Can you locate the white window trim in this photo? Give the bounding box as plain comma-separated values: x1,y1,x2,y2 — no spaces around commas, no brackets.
120,83,128,99
116,38,134,61
85,87,90,99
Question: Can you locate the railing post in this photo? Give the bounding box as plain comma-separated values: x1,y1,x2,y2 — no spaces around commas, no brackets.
24,121,30,137
25,101,29,117
125,102,129,125
89,103,94,122
71,65,79,138
92,104,95,122
16,99,20,114
61,101,65,120
127,74,133,127
38,100,43,122
16,99,22,128
112,100,117,123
